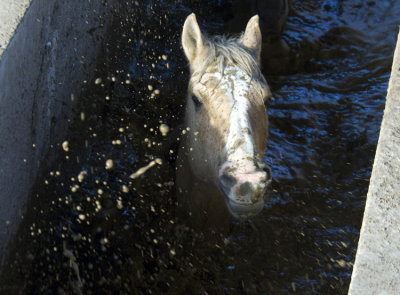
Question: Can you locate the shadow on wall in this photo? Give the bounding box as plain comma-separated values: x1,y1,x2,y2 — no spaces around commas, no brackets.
0,0,120,270
225,0,290,74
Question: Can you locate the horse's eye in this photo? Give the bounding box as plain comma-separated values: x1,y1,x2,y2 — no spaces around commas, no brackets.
191,95,203,111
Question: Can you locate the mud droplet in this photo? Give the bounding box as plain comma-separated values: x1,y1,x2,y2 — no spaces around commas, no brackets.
129,158,162,179
105,159,113,170
71,184,79,192
159,124,169,136
117,199,123,209
62,141,69,152
78,171,87,183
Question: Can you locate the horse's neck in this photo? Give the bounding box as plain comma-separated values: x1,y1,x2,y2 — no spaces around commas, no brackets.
176,141,230,233
176,136,218,191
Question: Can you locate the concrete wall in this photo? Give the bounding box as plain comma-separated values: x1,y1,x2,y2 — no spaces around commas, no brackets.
0,0,118,267
348,29,400,295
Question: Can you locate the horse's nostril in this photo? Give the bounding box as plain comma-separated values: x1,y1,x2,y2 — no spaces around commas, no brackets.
220,173,237,188
239,182,252,197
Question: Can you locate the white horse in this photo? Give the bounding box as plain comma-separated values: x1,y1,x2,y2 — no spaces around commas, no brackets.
176,14,272,229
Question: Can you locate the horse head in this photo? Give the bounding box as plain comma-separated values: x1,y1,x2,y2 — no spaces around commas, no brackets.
180,13,272,219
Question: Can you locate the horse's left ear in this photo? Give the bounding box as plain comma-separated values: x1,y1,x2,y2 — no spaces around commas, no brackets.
242,15,262,64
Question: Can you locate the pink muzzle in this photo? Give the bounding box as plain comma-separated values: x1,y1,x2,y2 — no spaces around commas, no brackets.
218,161,271,219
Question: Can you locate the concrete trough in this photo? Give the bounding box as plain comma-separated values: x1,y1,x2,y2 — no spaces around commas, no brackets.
349,29,400,295
2,0,400,291
0,0,118,268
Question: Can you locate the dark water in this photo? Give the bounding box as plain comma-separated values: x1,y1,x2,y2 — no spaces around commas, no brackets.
1,0,399,294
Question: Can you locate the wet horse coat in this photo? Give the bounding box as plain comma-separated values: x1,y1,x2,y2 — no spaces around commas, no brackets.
177,14,271,227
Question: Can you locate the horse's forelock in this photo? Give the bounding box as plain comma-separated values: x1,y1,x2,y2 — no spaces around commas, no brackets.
191,34,265,87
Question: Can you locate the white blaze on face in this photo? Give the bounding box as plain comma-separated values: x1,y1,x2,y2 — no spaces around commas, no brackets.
207,66,256,172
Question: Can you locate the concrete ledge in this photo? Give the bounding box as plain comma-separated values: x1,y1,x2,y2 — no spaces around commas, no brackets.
0,0,118,267
349,29,400,295
0,0,31,58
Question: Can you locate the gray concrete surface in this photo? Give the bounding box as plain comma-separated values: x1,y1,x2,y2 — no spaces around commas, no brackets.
0,0,118,267
0,0,31,58
348,29,400,295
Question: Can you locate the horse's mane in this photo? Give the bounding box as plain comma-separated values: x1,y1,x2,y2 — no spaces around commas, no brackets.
191,33,266,87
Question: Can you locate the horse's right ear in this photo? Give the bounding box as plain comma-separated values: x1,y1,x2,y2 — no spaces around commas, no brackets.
182,13,205,63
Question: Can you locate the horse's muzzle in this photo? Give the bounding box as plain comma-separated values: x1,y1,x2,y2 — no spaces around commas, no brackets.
218,162,272,219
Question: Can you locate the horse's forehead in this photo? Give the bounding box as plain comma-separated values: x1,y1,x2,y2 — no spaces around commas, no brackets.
191,66,266,106
200,67,252,92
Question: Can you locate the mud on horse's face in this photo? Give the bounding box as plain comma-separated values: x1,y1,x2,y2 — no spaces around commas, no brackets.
181,14,272,219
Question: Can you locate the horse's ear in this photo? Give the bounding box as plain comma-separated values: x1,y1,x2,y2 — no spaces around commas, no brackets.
242,15,262,63
182,13,205,64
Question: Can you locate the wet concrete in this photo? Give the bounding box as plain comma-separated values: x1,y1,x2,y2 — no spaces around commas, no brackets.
0,0,118,268
349,29,400,295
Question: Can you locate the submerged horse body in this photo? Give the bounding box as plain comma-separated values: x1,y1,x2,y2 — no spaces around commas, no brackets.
176,14,271,227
